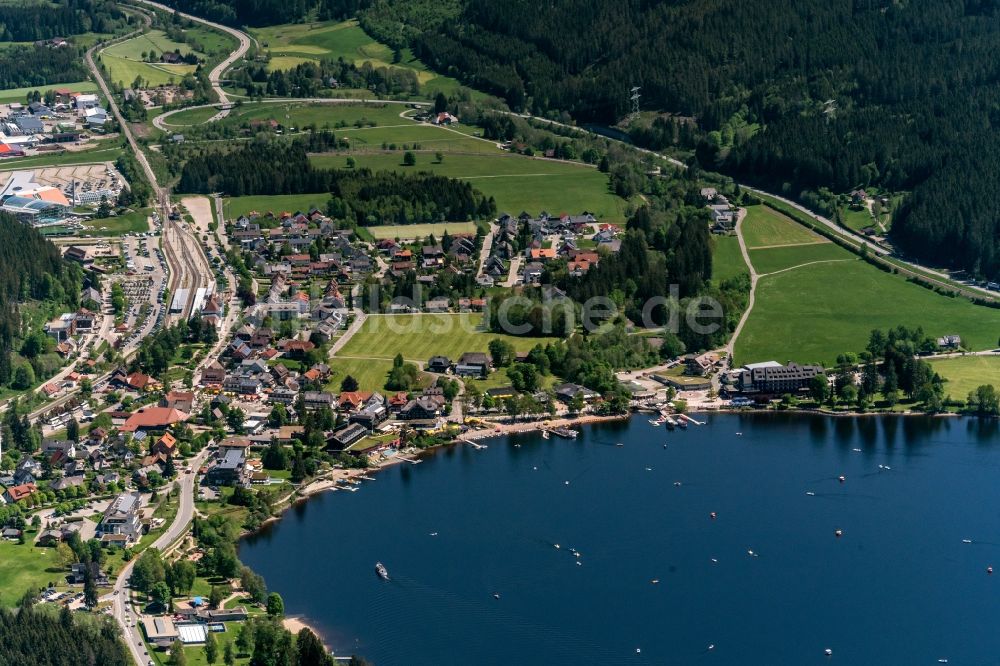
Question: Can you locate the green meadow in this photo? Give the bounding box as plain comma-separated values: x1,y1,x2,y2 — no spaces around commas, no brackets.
928,356,1000,399
100,30,199,87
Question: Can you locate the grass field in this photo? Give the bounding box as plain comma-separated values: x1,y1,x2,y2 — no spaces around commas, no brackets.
337,124,500,153
337,313,558,363
0,539,59,607
0,146,123,171
0,81,96,104
365,221,479,239
326,357,435,393
252,19,470,96
929,356,1000,398
748,242,850,276
100,30,199,88
742,204,826,249
734,242,1000,365
158,106,220,126
223,194,331,219
839,204,875,232
711,234,748,283
239,101,408,128
314,151,626,221
80,208,152,236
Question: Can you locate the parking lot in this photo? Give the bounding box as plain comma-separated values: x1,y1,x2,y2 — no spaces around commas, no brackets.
0,163,126,204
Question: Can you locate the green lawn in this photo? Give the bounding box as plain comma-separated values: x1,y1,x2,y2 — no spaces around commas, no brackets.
223,194,330,219
365,221,479,240
337,313,557,363
0,539,61,607
80,208,152,236
326,357,435,393
747,241,847,276
742,204,826,249
839,204,875,232
336,124,500,154
711,234,748,283
158,106,221,126
734,245,1000,366
100,30,199,88
252,19,470,97
0,80,97,104
929,356,1000,399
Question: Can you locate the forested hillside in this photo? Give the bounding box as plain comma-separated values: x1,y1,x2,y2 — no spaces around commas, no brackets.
0,0,127,42
353,0,1000,280
0,215,84,390
158,0,365,26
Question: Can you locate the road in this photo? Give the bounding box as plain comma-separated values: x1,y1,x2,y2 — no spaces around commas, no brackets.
109,449,211,666
725,208,755,362
129,0,251,109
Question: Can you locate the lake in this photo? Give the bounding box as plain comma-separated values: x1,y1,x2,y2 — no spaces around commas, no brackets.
240,414,1000,665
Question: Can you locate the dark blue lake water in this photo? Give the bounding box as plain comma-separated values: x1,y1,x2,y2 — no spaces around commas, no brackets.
239,414,1000,665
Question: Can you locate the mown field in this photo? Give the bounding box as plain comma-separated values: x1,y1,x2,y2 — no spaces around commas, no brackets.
0,539,59,607
928,356,1000,399
223,194,331,219
0,80,96,104
365,221,479,240
100,30,199,88
252,19,471,97
325,357,435,393
742,204,825,248
313,151,627,222
734,242,1000,366
747,242,848,276
710,234,747,283
336,313,558,363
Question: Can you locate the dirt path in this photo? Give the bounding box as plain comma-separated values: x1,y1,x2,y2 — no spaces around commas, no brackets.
180,196,213,234
726,208,755,361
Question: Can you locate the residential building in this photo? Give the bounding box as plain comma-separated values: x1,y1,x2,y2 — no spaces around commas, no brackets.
96,492,143,543
737,362,824,394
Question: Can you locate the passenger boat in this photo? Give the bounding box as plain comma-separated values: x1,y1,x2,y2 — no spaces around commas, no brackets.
375,562,389,581
550,427,578,439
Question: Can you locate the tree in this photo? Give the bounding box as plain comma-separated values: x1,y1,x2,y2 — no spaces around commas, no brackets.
204,631,219,664
167,560,196,595
169,639,187,666
240,566,268,604
235,621,254,655
435,151,444,164
840,384,859,407
224,643,235,666
296,628,332,666
266,592,284,617
434,91,447,113
209,584,228,609
268,404,289,428
83,571,98,608
226,407,246,434
340,375,359,392
968,384,1000,416
569,393,585,414
402,151,416,166
488,338,513,368
345,156,356,169
66,418,79,443
130,548,165,593
151,581,172,606
808,374,829,403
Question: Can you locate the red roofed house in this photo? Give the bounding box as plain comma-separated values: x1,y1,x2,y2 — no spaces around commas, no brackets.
120,407,189,433
161,390,195,412
338,391,373,412
4,483,37,503
151,432,178,457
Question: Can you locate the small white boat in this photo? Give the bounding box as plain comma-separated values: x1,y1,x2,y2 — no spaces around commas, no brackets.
429,532,438,537
806,491,816,496
493,593,500,599
375,562,389,581
962,539,973,544
616,442,624,447
541,431,550,439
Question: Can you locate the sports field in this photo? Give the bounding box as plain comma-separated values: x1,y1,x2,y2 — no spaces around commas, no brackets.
100,30,199,88
315,152,626,222
733,246,1000,365
80,208,152,237
336,313,558,362
928,356,1000,399
325,357,435,393
741,204,826,249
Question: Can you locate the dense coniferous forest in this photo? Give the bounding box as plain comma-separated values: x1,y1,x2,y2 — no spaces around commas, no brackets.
346,0,1000,279
159,0,366,26
0,0,126,41
177,134,496,224
0,215,83,389
0,46,90,90
0,601,127,665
